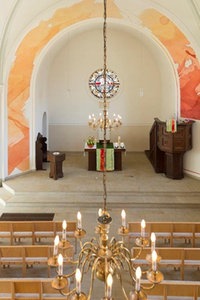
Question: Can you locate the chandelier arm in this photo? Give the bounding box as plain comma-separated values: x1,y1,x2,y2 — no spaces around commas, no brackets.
110,256,130,300
87,256,102,300
130,247,143,262
140,283,155,291
59,287,76,297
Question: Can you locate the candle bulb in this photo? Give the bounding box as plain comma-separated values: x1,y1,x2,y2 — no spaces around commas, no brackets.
152,250,157,272
77,211,82,230
121,209,126,227
106,274,113,299
151,232,156,252
98,208,103,216
75,268,82,294
58,254,63,276
135,266,141,292
53,235,59,256
62,220,67,241
141,219,146,238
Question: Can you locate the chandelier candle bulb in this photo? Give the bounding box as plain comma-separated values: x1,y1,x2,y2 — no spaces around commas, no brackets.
141,219,146,238
58,254,63,276
135,267,142,292
121,209,126,227
106,274,113,299
77,211,82,230
75,268,82,294
151,232,156,252
62,220,67,241
152,250,157,272
53,235,59,256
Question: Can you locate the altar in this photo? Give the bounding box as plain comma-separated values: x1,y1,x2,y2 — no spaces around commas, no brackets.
84,142,126,171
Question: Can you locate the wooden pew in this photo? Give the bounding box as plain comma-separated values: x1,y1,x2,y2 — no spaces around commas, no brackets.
33,222,56,244
127,222,200,248
0,222,13,245
12,222,34,244
0,280,14,300
24,245,52,277
13,280,42,299
0,246,26,276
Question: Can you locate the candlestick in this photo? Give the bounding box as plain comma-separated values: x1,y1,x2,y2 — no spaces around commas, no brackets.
121,209,126,227
106,274,113,299
151,232,156,253
62,220,67,241
53,235,59,256
58,253,63,276
75,268,82,294
152,250,157,272
135,266,141,292
141,219,146,238
77,211,82,230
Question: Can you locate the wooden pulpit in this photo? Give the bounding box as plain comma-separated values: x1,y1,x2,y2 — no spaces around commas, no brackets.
146,118,194,179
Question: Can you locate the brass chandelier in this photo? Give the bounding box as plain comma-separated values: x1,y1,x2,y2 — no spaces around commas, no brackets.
48,1,164,299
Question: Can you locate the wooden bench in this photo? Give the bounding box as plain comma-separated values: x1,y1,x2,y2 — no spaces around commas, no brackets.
0,221,77,249
128,222,200,247
132,247,200,280
0,278,70,300
0,245,75,277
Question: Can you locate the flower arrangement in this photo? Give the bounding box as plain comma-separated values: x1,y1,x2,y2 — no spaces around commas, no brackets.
87,136,95,148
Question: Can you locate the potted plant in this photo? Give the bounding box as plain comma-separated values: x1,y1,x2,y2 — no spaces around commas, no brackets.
87,136,95,148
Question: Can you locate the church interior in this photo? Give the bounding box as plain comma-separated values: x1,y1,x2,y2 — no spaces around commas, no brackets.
0,0,200,299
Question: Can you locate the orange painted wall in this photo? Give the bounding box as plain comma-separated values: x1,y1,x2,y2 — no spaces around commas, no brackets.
7,3,200,175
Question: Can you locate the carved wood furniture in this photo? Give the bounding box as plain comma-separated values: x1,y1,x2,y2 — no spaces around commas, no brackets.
35,132,47,170
146,118,194,179
47,151,65,180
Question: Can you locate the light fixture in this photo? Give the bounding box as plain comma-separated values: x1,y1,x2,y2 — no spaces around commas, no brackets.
48,1,164,299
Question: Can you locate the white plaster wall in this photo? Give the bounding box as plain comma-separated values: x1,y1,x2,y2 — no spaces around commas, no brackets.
47,26,162,151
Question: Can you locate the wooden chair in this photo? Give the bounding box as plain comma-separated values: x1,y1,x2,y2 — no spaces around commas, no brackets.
13,280,42,299
0,280,14,300
0,222,13,245
12,222,34,244
172,223,194,247
0,246,26,276
33,222,56,244
24,245,51,277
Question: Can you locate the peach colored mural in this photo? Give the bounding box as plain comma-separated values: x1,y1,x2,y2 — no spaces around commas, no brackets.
7,0,121,175
7,3,200,175
140,9,200,120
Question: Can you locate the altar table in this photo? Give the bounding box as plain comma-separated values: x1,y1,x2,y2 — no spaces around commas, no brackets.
84,143,126,171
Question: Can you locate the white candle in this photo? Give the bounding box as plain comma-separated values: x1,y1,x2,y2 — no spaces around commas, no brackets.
75,268,82,294
98,208,103,216
141,219,146,238
58,254,63,276
151,232,156,252
135,266,141,292
152,250,157,272
106,274,113,299
77,211,82,230
53,235,59,256
62,220,67,241
121,209,126,227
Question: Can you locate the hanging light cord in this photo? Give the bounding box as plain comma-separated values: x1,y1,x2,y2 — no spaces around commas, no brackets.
103,0,107,212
